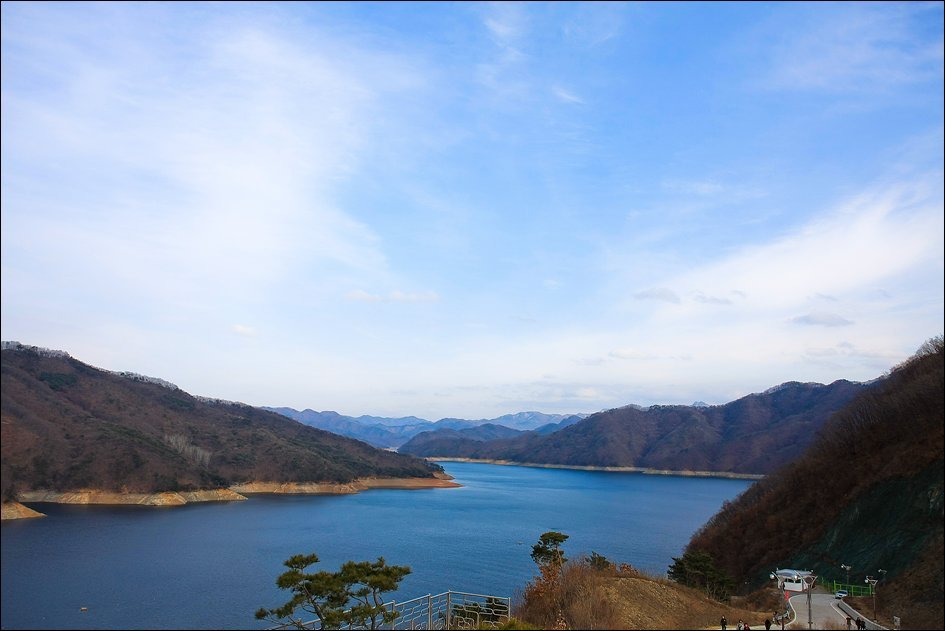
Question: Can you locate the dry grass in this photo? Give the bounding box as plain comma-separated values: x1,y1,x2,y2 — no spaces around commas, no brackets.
514,561,774,630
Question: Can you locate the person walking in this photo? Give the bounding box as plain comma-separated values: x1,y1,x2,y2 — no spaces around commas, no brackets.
764,617,772,630
721,615,728,630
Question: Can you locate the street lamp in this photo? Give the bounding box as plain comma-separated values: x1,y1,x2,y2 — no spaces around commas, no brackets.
841,564,852,588
769,571,790,631
865,575,879,620
878,569,887,585
803,573,818,630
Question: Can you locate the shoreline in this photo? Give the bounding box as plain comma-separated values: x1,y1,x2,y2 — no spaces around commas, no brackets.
3,474,461,520
428,457,765,480
231,473,461,495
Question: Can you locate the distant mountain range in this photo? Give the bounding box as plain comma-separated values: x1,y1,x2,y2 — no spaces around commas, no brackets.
263,407,587,449
686,336,944,628
398,380,868,476
0,344,441,498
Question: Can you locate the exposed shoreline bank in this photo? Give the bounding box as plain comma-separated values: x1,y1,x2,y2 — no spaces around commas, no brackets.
3,474,461,520
231,473,461,495
429,457,765,480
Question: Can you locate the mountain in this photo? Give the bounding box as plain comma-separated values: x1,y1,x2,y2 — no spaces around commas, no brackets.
395,423,526,455
533,414,585,435
399,380,868,475
0,344,441,499
683,336,944,628
262,408,432,449
469,412,588,431
264,408,587,449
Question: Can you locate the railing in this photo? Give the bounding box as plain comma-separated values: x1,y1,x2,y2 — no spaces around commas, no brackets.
268,590,511,630
824,579,874,597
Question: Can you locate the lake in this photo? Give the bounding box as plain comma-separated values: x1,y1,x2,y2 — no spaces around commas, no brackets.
1,462,752,629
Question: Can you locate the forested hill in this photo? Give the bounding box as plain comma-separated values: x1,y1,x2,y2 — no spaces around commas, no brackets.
0,345,441,499
685,336,944,629
400,379,866,475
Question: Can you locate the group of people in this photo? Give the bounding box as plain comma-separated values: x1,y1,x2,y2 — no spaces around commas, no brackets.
719,616,773,630
721,612,869,630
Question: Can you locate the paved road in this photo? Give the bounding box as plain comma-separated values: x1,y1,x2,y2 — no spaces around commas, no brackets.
785,592,847,629
785,592,882,630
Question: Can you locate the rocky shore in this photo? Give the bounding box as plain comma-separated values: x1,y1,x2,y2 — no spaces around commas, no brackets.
428,457,765,480
231,472,461,494
3,473,460,520
1,501,47,520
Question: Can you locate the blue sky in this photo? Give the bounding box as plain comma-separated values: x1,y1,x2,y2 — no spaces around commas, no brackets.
2,2,943,420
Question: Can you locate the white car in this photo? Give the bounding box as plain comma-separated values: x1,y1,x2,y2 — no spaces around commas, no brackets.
835,590,849,599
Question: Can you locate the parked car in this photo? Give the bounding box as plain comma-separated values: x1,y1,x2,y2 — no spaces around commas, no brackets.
835,590,849,599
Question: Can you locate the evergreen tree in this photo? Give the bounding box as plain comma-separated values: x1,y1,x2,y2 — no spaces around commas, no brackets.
255,552,410,630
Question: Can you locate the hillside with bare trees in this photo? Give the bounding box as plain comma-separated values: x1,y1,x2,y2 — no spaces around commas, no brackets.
1,345,442,499
685,336,944,629
400,379,866,475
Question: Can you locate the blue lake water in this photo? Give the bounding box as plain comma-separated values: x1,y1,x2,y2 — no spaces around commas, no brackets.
1,462,752,629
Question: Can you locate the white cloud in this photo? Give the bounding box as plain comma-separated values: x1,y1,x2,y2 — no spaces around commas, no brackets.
1,5,433,326
231,324,257,337
664,175,943,313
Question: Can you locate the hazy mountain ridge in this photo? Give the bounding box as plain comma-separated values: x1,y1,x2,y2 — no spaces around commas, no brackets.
264,407,587,449
685,336,944,629
399,380,868,475
0,347,441,499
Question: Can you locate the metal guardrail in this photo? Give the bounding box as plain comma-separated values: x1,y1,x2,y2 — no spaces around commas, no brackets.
268,590,511,630
825,579,875,597
836,598,888,630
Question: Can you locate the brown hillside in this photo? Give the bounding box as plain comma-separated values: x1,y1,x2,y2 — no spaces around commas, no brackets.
1,345,441,498
686,336,944,629
401,380,866,475
514,561,775,630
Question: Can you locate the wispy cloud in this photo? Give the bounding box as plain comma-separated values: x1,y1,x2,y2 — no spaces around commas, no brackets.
482,2,528,45
346,290,440,304
693,293,734,306
552,85,584,104
634,288,681,303
762,3,944,93
791,312,854,328
609,348,657,361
